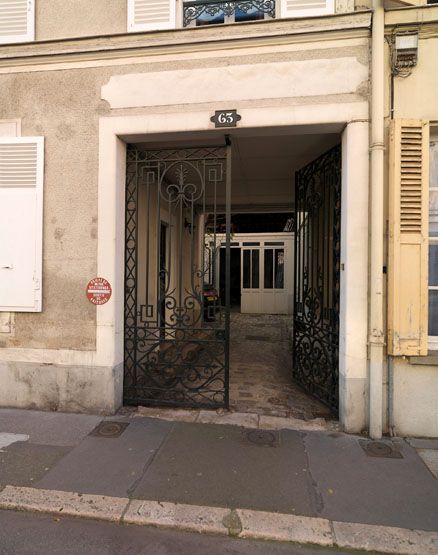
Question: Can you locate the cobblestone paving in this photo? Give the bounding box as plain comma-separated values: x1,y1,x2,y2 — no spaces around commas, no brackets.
229,313,334,420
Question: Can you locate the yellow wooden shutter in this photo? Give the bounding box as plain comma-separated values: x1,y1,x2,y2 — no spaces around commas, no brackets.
388,119,429,355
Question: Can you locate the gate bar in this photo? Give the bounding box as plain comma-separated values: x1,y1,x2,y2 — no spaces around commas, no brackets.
225,135,232,409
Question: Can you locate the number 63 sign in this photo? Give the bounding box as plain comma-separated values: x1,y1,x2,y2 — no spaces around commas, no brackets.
210,110,242,128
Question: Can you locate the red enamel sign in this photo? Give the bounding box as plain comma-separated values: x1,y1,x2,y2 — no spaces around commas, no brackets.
86,277,112,305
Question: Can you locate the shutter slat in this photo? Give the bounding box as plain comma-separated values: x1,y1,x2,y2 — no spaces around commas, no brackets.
399,123,423,236
0,137,44,312
0,142,38,187
281,0,334,18
0,0,34,43
388,119,429,356
128,0,175,32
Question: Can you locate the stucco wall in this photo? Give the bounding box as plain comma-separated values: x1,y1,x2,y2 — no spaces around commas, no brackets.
384,14,438,437
392,36,438,121
33,0,370,42
0,30,369,352
0,68,105,350
0,14,370,414
36,0,127,41
393,359,438,437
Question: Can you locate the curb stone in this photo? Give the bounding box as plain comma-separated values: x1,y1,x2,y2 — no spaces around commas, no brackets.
0,486,437,554
332,521,438,555
0,486,127,522
124,499,229,536
236,508,333,546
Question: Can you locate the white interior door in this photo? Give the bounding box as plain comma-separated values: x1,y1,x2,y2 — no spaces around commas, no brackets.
240,240,293,315
261,246,288,314
241,247,261,313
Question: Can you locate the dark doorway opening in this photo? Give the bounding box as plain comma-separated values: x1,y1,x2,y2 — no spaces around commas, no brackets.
220,247,241,309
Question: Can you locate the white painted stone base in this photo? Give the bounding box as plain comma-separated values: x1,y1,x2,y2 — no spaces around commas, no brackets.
338,374,367,433
392,360,438,438
0,361,123,415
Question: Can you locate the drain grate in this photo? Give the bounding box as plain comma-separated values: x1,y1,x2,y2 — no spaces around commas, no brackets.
244,429,279,447
89,421,129,438
359,439,403,459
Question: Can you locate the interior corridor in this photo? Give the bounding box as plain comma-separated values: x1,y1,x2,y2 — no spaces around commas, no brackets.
229,313,334,420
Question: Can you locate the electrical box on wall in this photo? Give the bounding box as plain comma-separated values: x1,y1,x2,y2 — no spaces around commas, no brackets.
395,33,418,69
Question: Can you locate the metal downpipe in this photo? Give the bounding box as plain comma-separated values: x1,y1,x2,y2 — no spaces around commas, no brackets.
369,0,385,439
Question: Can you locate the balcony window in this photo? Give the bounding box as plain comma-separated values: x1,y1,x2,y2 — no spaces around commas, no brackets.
183,0,276,28
127,0,336,34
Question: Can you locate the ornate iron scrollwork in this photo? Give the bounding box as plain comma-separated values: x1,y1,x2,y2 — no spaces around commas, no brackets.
183,0,276,27
293,145,341,411
124,146,230,409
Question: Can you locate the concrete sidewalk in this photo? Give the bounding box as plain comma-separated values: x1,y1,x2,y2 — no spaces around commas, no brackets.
0,408,437,553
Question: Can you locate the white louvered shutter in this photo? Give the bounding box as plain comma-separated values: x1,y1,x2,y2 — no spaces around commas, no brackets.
388,120,429,356
0,0,35,44
127,0,176,32
0,137,44,312
280,0,335,18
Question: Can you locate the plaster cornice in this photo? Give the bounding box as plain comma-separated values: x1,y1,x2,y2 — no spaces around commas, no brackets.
0,12,372,70
385,4,438,36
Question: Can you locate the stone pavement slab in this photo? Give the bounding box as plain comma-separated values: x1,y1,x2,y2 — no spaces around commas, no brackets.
305,432,438,531
259,415,329,432
417,448,438,478
35,417,172,497
0,408,101,447
0,442,70,490
197,410,259,428
131,422,318,516
407,438,438,450
0,432,29,449
1,409,437,541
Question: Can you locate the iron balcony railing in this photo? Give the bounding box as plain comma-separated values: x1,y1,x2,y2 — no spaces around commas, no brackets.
183,0,276,27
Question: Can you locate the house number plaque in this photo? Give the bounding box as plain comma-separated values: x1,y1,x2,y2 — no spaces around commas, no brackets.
210,110,241,128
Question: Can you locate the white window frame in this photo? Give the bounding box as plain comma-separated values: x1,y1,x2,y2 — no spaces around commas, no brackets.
0,0,35,45
429,138,438,350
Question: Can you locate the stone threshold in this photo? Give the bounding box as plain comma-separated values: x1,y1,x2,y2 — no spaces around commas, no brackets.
0,486,436,555
133,406,340,432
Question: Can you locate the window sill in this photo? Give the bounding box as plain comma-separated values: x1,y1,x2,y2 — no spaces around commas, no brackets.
409,351,438,366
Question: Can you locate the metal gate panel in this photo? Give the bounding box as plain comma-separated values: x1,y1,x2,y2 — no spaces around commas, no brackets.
124,145,231,409
293,144,341,411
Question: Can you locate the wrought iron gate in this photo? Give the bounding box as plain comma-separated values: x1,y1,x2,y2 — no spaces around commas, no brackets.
124,145,231,409
293,144,341,411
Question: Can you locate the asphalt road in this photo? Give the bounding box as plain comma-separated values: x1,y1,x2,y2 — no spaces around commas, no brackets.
0,510,356,555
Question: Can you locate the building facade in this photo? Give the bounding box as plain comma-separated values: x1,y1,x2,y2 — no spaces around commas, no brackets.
0,1,436,437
